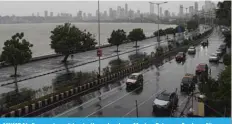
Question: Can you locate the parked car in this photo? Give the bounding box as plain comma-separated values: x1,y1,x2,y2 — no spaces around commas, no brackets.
216,49,223,57
175,52,186,61
180,73,197,93
153,90,179,111
0,61,5,66
209,53,219,62
126,73,143,87
195,63,208,75
187,46,196,54
219,43,226,51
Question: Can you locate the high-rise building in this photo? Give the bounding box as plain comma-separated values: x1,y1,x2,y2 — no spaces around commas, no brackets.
117,6,121,17
189,6,194,14
172,12,175,17
164,10,170,18
83,13,86,19
150,3,154,15
50,12,53,17
109,8,113,19
179,5,184,17
78,10,83,20
37,12,40,17
194,2,198,14
160,7,163,17
44,10,48,17
125,3,128,16
104,11,107,18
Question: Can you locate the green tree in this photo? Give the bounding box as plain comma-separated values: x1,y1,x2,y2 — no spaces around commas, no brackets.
50,23,96,63
223,54,231,66
199,65,231,117
175,25,185,33
153,29,166,37
216,1,231,26
128,28,146,48
187,20,199,31
164,27,176,35
0,32,33,77
108,29,127,56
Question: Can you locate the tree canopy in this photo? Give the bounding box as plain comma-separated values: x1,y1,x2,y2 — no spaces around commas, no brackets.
50,23,96,63
216,1,231,26
108,29,127,52
0,32,33,77
187,20,199,31
128,28,145,47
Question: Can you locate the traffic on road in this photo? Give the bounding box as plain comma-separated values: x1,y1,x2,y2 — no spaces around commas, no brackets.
36,28,226,117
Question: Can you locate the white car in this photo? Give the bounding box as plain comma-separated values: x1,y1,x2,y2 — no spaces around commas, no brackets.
153,91,178,111
126,73,143,87
209,53,219,62
188,46,196,54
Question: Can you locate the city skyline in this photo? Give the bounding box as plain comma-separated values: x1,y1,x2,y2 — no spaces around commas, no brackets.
0,1,219,17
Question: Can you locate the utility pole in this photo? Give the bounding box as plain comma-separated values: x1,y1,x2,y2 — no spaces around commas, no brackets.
149,1,168,47
97,0,101,78
135,100,139,117
185,7,188,27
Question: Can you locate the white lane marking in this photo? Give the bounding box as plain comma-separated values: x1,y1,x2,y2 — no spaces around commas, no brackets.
122,89,164,117
55,83,127,117
55,69,151,117
85,79,154,117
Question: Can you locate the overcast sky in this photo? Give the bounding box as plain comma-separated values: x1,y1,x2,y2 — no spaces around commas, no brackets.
0,1,219,16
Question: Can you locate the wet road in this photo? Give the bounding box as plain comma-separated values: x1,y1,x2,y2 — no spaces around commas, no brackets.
0,25,207,96
38,28,225,117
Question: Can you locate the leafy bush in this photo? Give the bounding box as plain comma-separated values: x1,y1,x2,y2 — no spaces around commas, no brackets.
223,54,231,66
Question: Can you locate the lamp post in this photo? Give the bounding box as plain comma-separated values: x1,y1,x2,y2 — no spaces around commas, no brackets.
149,1,168,47
185,7,188,27
97,0,101,78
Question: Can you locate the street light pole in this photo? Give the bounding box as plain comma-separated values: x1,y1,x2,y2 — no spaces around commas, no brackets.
157,4,160,45
97,0,101,77
149,1,168,47
185,8,188,27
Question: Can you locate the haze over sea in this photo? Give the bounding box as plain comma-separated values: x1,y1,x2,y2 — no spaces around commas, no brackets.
0,23,176,57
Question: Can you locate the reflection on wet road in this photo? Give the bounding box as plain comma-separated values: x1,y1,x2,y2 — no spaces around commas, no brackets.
38,28,225,117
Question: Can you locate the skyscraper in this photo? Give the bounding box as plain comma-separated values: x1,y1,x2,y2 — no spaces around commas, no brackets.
125,3,128,16
164,10,170,18
160,7,163,17
78,10,83,20
117,6,121,17
189,6,194,14
109,8,113,19
44,10,48,17
37,12,40,17
50,12,53,17
150,3,154,15
179,5,183,17
194,2,198,14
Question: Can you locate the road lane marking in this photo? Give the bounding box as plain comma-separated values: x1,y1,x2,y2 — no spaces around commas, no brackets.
122,89,164,117
55,69,152,117
85,79,154,117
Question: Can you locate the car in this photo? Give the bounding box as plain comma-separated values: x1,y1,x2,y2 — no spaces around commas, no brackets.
153,90,179,111
216,49,223,56
187,46,196,54
219,43,226,51
180,73,197,93
175,52,186,61
126,73,143,87
195,63,208,75
201,40,208,46
209,53,219,62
